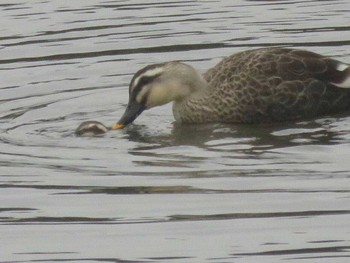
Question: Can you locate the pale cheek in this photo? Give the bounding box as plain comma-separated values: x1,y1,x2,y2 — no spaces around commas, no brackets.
147,86,171,108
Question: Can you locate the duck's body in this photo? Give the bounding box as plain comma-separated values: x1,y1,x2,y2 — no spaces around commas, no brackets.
114,48,350,129
174,48,350,123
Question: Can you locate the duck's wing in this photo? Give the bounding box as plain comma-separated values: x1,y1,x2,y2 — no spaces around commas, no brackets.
204,48,350,123
265,49,350,122
277,49,350,89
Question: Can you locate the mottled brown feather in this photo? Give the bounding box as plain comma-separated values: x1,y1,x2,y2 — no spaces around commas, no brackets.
173,48,350,123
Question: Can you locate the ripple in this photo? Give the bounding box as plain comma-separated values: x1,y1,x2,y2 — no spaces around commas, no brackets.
1,1,350,262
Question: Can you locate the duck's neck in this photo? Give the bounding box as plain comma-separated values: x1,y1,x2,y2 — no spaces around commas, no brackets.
172,74,214,123
174,70,209,100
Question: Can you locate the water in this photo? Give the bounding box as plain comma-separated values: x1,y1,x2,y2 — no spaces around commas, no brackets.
1,0,350,262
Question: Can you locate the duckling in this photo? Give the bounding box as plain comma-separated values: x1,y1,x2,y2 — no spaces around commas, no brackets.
75,121,109,136
113,47,350,129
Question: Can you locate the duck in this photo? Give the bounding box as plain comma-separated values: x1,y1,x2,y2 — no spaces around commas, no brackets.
112,47,350,129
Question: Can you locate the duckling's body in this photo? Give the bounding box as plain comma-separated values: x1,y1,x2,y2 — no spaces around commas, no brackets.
114,48,350,129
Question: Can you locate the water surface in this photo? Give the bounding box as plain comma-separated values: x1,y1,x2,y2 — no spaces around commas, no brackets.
1,0,350,262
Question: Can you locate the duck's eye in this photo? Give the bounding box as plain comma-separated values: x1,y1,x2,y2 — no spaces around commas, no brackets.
130,75,157,96
132,74,159,95
130,75,157,102
138,75,155,87
130,70,163,98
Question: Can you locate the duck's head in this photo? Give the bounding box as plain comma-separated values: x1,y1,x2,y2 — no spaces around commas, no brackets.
112,62,206,129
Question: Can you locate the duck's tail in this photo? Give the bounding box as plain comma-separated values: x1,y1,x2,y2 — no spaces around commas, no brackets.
327,60,350,88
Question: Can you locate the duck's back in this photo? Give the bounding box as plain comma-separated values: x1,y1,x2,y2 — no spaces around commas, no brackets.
177,48,350,123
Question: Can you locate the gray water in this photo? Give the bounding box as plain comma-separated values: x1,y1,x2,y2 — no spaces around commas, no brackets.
1,1,350,262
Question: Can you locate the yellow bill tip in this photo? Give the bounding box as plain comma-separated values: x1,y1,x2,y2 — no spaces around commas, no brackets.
112,123,125,130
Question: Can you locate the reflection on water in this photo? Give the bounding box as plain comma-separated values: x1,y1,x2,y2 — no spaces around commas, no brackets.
1,0,350,262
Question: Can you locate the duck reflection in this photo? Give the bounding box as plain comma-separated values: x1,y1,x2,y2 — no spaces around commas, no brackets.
121,115,348,151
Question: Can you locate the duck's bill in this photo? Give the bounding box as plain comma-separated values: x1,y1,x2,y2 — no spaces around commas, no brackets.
112,101,146,130
112,123,125,130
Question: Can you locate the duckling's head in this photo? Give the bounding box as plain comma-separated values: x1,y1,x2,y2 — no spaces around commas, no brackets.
113,62,206,129
75,121,109,136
